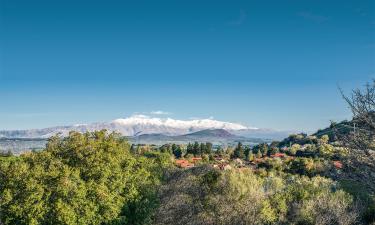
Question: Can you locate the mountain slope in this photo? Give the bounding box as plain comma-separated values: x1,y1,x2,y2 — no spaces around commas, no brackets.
181,129,236,138
127,129,267,145
0,129,271,154
0,115,290,141
0,115,252,138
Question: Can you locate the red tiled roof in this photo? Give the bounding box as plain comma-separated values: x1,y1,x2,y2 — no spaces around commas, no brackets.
333,161,343,169
271,153,285,158
175,159,195,168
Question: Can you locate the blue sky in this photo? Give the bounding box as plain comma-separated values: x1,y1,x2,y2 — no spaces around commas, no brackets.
0,0,374,131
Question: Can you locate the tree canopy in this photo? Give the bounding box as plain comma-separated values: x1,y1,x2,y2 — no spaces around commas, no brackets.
0,130,171,225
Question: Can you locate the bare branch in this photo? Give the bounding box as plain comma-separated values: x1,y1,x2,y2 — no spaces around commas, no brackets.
338,81,375,155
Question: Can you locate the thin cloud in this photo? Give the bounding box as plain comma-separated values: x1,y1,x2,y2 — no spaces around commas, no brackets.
150,110,171,115
297,11,329,23
226,10,247,26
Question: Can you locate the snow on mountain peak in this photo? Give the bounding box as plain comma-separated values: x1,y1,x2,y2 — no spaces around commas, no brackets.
112,114,254,131
0,115,261,139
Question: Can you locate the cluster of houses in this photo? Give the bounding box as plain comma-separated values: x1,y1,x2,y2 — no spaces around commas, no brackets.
175,157,203,168
174,152,343,171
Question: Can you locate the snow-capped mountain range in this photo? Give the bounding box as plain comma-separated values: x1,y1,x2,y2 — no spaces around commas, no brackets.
0,115,290,140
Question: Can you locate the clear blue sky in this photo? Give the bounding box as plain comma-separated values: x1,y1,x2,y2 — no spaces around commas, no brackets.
0,0,374,131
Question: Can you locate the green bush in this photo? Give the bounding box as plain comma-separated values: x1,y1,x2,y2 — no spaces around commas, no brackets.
0,131,168,225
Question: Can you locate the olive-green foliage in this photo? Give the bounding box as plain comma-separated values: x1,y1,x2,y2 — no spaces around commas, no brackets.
339,179,375,224
299,190,358,225
258,158,285,172
255,156,329,177
0,130,170,225
286,157,328,177
154,166,263,225
153,166,360,225
289,144,301,155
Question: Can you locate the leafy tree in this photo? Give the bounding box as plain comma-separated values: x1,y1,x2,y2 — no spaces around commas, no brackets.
318,143,335,158
225,147,234,157
201,154,209,162
259,143,269,157
320,135,330,144
246,152,254,161
270,141,280,150
0,131,169,225
154,165,360,225
268,142,279,156
299,190,358,225
289,144,301,155
160,144,172,154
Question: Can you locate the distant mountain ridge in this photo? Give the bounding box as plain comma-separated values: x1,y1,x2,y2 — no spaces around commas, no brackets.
0,115,290,140
181,129,236,138
0,129,269,154
116,129,267,145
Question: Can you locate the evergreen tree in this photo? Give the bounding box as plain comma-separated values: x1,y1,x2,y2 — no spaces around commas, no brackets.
200,143,208,155
160,144,172,154
186,143,193,155
233,142,245,159
244,146,251,159
205,142,213,154
193,142,200,155
259,143,269,157
173,146,182,158
216,146,224,156
172,143,177,153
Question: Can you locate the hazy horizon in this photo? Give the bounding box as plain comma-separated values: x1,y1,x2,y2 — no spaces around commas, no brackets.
0,113,317,134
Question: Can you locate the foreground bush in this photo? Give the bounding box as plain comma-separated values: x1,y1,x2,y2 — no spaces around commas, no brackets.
0,131,170,225
154,166,361,225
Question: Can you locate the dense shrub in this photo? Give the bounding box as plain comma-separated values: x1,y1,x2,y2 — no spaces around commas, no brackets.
153,166,360,225
0,131,170,225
